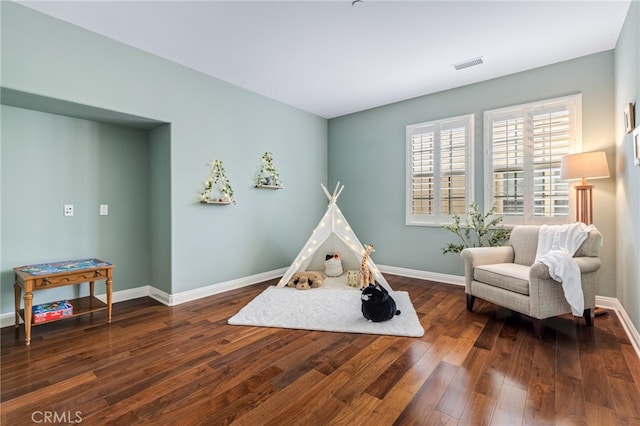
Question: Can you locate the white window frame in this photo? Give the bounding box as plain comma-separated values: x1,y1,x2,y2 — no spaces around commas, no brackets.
484,94,582,226
406,114,474,226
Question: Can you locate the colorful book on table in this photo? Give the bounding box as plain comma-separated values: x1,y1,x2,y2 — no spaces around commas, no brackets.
32,300,73,323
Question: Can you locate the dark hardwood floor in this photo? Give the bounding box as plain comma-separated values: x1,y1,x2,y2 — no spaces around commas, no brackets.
2,275,640,425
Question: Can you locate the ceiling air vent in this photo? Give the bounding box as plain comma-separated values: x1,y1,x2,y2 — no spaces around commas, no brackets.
453,57,484,71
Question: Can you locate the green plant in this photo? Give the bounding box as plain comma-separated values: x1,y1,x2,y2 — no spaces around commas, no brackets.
441,202,511,254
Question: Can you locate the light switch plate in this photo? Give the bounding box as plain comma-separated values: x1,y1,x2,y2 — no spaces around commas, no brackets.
100,204,109,216
64,204,74,216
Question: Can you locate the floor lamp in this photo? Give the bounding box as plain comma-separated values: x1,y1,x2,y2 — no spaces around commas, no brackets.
560,151,610,317
560,151,610,225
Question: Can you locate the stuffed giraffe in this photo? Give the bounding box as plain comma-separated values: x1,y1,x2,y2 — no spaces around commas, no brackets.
359,244,375,289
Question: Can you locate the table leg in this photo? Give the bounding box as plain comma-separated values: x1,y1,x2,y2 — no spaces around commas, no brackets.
89,281,95,308
24,291,33,345
14,279,21,327
106,271,112,323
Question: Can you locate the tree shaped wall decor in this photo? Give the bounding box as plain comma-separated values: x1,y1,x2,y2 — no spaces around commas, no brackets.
255,151,282,189
200,160,236,204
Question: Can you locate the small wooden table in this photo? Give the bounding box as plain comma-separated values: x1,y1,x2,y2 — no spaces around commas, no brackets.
14,258,114,345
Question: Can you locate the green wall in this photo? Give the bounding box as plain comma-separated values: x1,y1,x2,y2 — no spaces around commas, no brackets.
149,124,172,294
614,0,640,333
0,2,328,313
328,51,618,296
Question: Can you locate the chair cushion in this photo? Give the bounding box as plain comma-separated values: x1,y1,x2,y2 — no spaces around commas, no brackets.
574,230,602,257
474,263,531,295
508,226,540,266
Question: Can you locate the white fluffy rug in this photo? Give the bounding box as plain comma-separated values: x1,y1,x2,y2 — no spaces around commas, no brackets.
228,281,424,337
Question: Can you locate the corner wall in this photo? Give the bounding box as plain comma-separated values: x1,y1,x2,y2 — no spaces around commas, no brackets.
149,124,172,294
0,106,152,311
614,0,640,333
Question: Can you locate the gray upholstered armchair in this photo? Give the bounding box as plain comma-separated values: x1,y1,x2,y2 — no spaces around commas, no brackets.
461,225,602,338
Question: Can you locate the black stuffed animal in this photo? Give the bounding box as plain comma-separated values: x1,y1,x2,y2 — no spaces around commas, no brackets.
361,283,401,322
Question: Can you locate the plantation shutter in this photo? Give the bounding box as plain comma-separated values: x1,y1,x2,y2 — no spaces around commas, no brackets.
439,124,467,216
491,117,524,215
485,94,580,225
410,124,436,216
531,107,570,217
407,114,473,225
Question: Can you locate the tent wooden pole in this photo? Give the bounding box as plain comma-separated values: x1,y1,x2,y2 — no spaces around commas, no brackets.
321,183,332,201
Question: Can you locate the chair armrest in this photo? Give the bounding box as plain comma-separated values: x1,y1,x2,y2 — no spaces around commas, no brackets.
461,246,514,292
530,256,602,279
574,256,601,274
461,246,514,267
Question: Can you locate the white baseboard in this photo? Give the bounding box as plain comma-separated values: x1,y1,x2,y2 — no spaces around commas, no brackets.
162,268,287,306
2,265,638,360
94,286,150,304
596,295,640,359
378,264,465,286
148,286,171,306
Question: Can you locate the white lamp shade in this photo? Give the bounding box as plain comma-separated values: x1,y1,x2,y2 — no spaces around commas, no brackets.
560,151,610,181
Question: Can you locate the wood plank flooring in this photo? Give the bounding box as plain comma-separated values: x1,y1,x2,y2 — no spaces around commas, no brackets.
2,275,640,425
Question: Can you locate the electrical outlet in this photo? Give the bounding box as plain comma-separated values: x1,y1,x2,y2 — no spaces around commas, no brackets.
100,204,109,216
64,204,74,217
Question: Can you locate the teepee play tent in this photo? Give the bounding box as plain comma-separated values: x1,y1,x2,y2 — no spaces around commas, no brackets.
277,183,390,290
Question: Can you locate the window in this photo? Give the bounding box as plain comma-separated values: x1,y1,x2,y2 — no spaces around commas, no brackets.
406,114,474,226
484,94,582,225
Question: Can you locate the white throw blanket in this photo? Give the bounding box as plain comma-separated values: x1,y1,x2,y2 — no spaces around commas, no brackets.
534,223,594,316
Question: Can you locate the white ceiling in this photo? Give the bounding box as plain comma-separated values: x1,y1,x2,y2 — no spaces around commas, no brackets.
18,0,631,118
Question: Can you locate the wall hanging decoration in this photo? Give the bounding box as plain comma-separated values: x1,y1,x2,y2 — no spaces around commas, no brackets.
255,151,282,189
200,160,236,204
624,103,635,134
